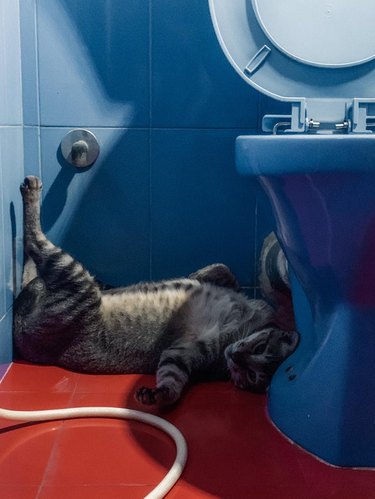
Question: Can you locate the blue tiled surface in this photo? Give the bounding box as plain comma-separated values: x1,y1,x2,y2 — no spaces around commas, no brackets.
0,142,5,318
151,129,259,285
0,0,22,126
37,0,150,127
1,128,24,311
31,0,276,289
23,127,41,177
0,311,13,365
40,127,150,286
0,1,24,368
19,0,39,126
151,0,259,128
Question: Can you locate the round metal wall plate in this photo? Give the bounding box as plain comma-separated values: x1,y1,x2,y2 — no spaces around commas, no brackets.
60,129,100,168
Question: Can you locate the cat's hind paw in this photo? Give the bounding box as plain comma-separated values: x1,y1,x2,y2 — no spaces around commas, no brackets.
20,176,43,195
135,386,177,407
189,263,239,290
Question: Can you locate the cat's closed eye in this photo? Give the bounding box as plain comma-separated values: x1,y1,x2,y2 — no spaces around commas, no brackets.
253,342,267,355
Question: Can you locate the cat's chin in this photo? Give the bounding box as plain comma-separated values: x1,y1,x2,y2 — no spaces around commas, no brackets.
226,358,258,392
225,347,250,389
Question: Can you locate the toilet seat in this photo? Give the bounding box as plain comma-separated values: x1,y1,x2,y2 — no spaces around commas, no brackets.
209,0,375,132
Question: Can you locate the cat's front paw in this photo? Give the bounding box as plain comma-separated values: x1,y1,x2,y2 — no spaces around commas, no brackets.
20,176,43,196
135,386,178,407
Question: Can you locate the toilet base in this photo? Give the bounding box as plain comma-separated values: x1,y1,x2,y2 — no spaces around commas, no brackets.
268,279,375,467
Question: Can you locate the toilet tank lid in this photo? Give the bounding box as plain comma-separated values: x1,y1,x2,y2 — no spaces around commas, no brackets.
209,0,375,106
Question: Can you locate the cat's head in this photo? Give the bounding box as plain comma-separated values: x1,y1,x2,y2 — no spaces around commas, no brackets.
225,326,299,393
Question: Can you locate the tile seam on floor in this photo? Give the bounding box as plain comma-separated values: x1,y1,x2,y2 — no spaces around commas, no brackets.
35,376,78,498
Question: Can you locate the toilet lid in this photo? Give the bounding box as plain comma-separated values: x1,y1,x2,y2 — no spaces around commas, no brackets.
209,0,375,105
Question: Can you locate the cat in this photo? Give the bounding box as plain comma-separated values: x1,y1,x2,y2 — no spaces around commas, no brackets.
13,176,299,407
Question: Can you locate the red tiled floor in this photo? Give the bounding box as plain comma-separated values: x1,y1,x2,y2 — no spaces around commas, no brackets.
42,419,174,487
1,485,40,499
0,361,374,499
0,362,78,393
0,422,59,486
37,484,156,499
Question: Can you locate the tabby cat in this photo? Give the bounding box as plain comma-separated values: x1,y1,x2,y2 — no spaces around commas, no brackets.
13,176,299,407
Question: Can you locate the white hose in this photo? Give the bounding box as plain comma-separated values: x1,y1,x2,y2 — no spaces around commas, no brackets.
0,406,187,499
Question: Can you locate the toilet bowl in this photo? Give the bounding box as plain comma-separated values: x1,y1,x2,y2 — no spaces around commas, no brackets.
209,0,375,467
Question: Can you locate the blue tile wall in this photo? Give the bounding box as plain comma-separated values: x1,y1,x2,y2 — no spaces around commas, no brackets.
0,151,5,319
1,128,24,311
0,0,23,126
23,126,41,177
37,0,150,127
150,129,258,285
30,0,277,289
0,0,23,367
0,1,280,367
40,127,150,286
0,312,13,372
0,127,24,364
19,0,39,126
151,0,259,128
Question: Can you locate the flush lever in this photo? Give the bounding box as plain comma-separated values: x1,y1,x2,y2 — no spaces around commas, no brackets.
71,140,89,167
61,129,100,168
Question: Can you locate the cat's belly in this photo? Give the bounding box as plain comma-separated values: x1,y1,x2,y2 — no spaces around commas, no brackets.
100,287,192,329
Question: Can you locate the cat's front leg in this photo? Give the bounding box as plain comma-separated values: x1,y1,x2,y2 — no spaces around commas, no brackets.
135,345,192,407
18,176,102,331
135,386,177,407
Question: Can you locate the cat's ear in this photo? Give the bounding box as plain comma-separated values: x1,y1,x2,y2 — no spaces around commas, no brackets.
252,323,279,334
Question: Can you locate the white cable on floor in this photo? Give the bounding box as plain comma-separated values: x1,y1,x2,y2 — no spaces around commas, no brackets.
0,406,187,499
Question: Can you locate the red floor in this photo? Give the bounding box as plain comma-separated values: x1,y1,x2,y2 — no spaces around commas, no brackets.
0,362,374,499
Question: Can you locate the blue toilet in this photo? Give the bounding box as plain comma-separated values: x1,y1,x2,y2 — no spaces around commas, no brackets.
209,0,375,467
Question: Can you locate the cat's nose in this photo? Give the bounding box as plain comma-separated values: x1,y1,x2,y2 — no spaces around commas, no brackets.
229,350,246,368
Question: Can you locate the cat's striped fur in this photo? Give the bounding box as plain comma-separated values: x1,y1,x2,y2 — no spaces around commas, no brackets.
13,176,299,406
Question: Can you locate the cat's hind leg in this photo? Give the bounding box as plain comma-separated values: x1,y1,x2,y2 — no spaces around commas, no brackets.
19,176,101,327
259,232,295,330
21,257,38,289
188,263,239,290
21,176,94,285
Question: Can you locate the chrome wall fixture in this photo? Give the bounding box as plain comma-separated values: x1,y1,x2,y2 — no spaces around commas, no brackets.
60,129,100,168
